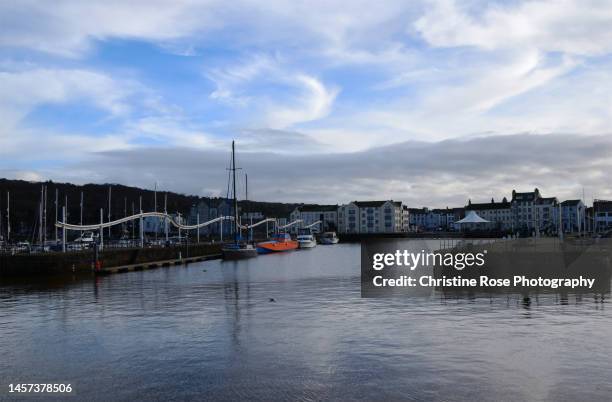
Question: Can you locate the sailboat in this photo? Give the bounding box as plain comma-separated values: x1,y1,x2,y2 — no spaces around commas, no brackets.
222,141,258,260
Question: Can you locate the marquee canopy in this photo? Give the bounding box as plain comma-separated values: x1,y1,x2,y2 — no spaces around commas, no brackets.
455,210,490,224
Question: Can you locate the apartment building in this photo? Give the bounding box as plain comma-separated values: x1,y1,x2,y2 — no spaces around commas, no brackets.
407,207,428,232
560,200,586,233
401,205,410,232
509,188,563,234
338,200,404,233
407,207,463,231
431,208,463,231
465,198,512,230
535,196,559,233
593,199,612,232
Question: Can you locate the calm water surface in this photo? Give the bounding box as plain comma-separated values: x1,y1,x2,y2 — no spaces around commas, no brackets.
1,242,611,401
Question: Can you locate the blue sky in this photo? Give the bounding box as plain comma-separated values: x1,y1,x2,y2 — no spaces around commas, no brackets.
1,0,612,205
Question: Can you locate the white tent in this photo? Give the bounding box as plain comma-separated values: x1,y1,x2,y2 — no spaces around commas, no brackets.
454,211,491,231
455,210,490,224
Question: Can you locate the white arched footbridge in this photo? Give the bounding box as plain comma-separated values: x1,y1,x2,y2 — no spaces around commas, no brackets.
55,210,321,252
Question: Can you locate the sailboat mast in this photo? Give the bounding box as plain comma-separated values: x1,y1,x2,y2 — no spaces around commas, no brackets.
232,140,238,244
246,173,253,242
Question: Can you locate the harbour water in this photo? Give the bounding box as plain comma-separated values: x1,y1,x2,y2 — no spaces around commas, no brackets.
1,242,612,401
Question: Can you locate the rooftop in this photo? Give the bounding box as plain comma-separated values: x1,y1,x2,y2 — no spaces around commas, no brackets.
594,200,612,212
354,200,394,208
466,198,510,210
512,188,541,202
561,199,582,206
431,208,456,214
536,197,557,205
407,207,428,213
297,204,338,212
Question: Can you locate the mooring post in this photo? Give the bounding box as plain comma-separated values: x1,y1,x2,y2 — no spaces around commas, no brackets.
197,213,200,244
220,217,223,242
62,206,66,252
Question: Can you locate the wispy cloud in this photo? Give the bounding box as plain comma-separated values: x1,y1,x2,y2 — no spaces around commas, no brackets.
264,74,339,129
0,0,223,57
206,54,339,128
415,0,612,56
0,68,133,124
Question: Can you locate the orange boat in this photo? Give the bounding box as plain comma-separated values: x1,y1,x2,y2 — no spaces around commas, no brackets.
257,233,298,254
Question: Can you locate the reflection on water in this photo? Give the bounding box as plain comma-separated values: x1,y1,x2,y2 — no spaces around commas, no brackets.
1,242,612,401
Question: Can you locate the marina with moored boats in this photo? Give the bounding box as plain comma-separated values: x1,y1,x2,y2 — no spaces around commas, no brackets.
0,140,337,270
1,139,609,275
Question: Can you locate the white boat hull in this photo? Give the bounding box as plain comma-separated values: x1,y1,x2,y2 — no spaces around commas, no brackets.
319,232,339,244
298,240,317,248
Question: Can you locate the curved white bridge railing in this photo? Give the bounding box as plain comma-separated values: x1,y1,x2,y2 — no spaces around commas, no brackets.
56,212,232,231
55,213,322,232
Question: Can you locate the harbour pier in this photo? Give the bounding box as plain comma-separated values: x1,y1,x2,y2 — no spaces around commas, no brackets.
0,209,321,277
0,243,223,277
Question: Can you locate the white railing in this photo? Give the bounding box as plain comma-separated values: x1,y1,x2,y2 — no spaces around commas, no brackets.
277,220,322,230
56,212,232,231
55,214,322,231
53,213,323,252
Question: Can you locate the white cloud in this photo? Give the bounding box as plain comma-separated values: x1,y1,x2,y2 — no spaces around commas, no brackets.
206,54,339,128
0,68,133,128
0,66,202,164
264,74,339,129
415,0,612,56
207,54,278,106
0,67,141,170
126,116,216,148
0,0,223,57
0,127,133,160
12,170,44,182
0,0,418,60
421,50,576,114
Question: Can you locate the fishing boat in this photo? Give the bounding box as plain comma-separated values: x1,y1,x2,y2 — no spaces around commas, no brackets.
257,233,298,254
223,241,258,259
222,141,258,260
319,232,339,244
297,230,317,248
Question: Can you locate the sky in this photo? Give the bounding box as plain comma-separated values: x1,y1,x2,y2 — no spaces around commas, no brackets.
1,0,612,206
